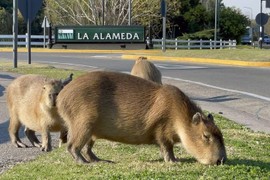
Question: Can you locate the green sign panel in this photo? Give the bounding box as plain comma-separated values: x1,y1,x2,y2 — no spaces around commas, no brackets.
55,26,145,43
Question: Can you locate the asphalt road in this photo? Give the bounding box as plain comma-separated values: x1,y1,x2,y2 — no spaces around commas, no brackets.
0,51,270,174
2,52,270,99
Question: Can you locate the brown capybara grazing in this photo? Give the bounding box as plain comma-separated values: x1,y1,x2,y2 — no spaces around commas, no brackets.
57,71,226,165
6,74,72,151
130,56,162,84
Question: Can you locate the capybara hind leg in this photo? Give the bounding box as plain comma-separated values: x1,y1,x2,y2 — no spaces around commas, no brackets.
67,126,92,164
40,129,52,152
25,128,41,147
59,129,68,147
159,141,177,162
67,144,88,164
8,118,27,148
84,139,101,162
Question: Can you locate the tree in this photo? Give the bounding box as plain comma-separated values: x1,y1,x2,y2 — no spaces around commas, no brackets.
0,7,12,34
219,6,249,42
183,4,211,33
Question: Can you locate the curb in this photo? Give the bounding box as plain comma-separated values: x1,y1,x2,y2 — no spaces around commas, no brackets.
1,48,270,67
122,54,270,67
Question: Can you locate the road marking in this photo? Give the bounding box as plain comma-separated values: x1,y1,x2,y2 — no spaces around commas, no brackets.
163,76,270,102
92,55,108,58
156,63,206,70
36,61,99,69
35,62,270,102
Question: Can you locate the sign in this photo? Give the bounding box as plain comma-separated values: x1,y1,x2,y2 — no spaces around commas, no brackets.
18,0,43,23
255,13,269,26
266,0,270,8
161,0,166,17
42,16,50,28
55,26,145,43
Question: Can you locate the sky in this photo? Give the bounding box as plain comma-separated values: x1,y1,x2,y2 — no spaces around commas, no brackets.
223,0,270,20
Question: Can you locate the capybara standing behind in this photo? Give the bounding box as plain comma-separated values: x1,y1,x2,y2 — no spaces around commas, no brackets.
7,74,68,151
131,56,162,84
57,71,226,165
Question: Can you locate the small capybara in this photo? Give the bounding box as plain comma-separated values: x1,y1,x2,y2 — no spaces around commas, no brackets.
57,71,226,165
7,74,72,151
131,56,162,84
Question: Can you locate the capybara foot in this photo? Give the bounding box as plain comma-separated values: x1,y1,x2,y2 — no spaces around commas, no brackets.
12,141,28,148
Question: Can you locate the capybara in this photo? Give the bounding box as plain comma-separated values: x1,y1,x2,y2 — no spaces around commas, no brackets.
57,71,226,165
131,56,162,84
7,74,71,151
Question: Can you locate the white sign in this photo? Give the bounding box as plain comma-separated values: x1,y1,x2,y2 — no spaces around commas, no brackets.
42,16,50,28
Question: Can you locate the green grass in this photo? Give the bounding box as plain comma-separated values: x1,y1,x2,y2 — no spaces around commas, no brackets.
146,49,270,62
0,62,85,79
0,62,269,179
0,114,269,179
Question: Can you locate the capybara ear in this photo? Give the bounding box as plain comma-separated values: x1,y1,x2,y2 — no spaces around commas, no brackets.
137,56,147,62
207,114,214,122
192,112,202,125
62,73,74,86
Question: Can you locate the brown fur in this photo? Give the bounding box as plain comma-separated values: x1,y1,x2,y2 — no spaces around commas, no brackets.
57,71,226,165
7,74,67,151
130,57,162,84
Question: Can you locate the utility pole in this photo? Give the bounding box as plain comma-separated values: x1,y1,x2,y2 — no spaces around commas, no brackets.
102,0,104,25
13,0,18,68
260,0,263,49
161,0,166,52
128,0,131,25
214,0,218,49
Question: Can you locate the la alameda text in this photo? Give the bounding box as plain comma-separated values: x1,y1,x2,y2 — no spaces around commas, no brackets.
78,32,140,40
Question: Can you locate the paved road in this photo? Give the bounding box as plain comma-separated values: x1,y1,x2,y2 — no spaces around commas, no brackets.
0,52,270,174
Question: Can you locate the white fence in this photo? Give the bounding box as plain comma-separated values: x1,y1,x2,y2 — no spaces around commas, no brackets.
0,34,49,47
150,38,237,49
0,34,236,49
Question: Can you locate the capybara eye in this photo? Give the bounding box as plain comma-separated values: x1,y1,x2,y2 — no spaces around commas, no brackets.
203,132,210,140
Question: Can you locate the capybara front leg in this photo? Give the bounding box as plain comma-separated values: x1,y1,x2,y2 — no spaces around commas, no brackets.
59,129,68,147
41,129,52,152
159,142,177,162
25,127,41,147
8,118,27,148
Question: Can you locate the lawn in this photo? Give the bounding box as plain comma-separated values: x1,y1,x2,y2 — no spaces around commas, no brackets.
0,62,269,179
0,114,269,179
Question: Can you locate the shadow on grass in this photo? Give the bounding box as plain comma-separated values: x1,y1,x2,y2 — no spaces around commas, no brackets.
148,157,196,164
227,158,270,171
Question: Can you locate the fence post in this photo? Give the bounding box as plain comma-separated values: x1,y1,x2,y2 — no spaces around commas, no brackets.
220,39,223,49
229,39,231,49
161,37,164,51
25,33,28,48
210,39,212,49
188,39,190,50
200,39,202,50
175,38,178,50
233,40,236,49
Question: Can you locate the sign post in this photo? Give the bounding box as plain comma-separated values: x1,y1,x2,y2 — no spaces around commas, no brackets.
13,0,18,68
161,0,166,52
18,0,43,64
42,16,50,48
